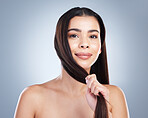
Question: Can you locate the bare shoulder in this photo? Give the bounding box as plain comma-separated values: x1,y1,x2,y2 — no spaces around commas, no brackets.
20,79,58,100
14,84,41,118
14,79,58,118
23,77,58,94
104,85,130,118
20,84,45,101
104,85,125,97
104,84,126,104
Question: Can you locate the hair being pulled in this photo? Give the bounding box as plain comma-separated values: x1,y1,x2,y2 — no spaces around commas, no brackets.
54,7,109,118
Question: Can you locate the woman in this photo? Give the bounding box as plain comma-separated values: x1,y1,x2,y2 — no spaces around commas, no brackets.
14,7,129,118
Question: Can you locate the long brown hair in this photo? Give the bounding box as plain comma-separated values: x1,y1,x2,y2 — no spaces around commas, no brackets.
54,7,109,118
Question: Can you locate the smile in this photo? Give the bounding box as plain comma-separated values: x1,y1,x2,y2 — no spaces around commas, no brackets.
75,52,92,60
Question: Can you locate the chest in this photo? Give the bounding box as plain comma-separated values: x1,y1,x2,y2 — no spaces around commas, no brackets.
35,94,94,118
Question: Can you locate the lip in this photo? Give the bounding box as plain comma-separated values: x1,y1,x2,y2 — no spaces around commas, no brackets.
75,52,92,60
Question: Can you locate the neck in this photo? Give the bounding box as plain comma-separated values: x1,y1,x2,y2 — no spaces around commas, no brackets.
56,66,87,96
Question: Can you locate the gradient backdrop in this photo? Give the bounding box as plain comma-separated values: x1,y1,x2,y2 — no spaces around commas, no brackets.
1,0,148,118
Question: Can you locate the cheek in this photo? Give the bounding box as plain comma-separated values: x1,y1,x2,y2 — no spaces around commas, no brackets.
68,40,78,51
92,41,101,53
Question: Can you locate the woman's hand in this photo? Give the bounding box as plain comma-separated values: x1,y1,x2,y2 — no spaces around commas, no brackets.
85,74,109,112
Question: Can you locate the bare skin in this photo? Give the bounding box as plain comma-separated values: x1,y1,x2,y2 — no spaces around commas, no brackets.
14,68,129,118
14,16,129,118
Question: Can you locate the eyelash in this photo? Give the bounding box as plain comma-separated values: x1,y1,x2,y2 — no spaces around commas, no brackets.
68,34,98,39
90,35,98,39
69,34,79,38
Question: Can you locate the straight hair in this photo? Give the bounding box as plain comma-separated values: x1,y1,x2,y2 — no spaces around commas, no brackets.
54,7,109,118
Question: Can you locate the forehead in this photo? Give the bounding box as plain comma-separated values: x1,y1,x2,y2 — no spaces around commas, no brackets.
68,16,100,30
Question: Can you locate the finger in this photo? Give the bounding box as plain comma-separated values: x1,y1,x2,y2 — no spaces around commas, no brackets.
95,86,109,101
87,78,93,88
85,74,97,81
87,75,96,86
90,82,104,96
96,86,107,96
90,81,97,93
86,76,101,93
86,75,102,87
86,87,91,94
86,86,96,98
94,86,100,96
94,86,103,96
88,78,102,92
85,74,109,100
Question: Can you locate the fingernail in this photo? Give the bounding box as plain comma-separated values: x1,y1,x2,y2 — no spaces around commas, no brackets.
86,79,88,84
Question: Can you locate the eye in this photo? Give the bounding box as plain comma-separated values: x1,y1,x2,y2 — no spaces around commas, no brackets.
90,35,98,39
69,34,79,38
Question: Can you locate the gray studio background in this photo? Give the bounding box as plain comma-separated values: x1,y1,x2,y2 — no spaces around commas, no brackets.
1,0,148,118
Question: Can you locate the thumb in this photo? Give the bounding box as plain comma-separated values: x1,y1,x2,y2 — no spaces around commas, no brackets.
86,86,96,99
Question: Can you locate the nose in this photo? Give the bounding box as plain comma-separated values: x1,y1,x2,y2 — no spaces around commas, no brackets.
80,45,89,48
79,37,90,49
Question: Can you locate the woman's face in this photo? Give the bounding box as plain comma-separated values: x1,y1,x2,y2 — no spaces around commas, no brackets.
67,16,101,73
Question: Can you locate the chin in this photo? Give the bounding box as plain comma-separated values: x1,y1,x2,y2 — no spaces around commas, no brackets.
76,62,92,70
72,54,97,70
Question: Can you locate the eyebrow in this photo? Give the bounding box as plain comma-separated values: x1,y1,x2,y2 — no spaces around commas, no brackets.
68,28,99,33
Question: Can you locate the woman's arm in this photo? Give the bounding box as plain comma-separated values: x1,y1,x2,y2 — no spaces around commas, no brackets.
14,86,38,118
